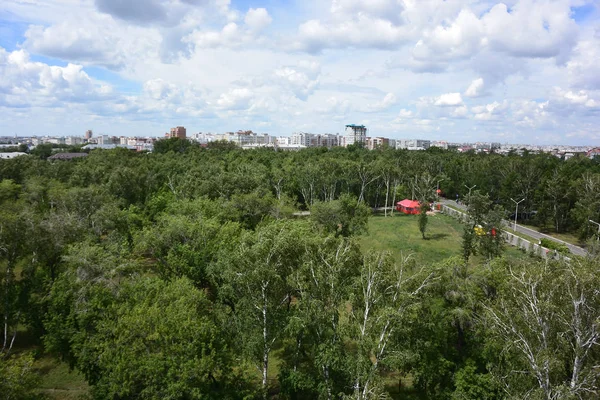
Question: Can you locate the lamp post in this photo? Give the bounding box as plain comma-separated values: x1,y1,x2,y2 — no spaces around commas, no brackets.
437,178,445,200
464,184,476,204
510,198,525,232
589,219,600,241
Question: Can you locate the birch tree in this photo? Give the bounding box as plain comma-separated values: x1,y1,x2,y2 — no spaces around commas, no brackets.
282,237,362,399
357,163,379,204
218,220,311,396
0,203,32,356
347,252,437,399
485,259,600,399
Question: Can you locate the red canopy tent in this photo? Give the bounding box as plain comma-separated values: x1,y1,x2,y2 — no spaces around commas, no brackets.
396,199,421,215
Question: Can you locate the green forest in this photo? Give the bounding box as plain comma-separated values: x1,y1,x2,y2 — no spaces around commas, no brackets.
1,140,600,399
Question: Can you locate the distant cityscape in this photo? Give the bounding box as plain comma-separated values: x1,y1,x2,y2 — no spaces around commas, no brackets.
0,125,598,160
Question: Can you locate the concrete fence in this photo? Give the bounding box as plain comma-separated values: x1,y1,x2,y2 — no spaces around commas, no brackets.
439,204,570,261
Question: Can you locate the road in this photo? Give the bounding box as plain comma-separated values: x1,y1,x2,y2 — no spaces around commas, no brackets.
439,200,588,257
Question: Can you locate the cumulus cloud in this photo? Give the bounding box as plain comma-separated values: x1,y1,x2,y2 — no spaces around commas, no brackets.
244,8,273,32
567,33,600,90
410,9,483,65
2,0,599,144
23,19,160,70
183,8,272,50
512,100,552,128
482,2,578,61
464,78,486,98
215,88,254,110
95,0,167,23
296,16,413,53
273,61,320,101
398,108,413,118
548,87,600,116
0,47,112,108
383,0,580,77
471,100,508,120
365,92,397,112
434,93,463,107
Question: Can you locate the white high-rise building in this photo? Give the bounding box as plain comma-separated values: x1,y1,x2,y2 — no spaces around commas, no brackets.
290,132,313,147
344,124,367,146
396,139,431,150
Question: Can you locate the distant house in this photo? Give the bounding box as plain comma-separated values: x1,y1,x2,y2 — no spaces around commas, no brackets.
82,144,136,150
396,199,421,215
587,148,600,159
0,152,28,159
48,153,88,161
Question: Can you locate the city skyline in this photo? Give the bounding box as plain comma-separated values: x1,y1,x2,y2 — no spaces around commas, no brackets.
0,1,599,145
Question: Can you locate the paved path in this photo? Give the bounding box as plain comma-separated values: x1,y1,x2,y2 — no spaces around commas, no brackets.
439,200,588,257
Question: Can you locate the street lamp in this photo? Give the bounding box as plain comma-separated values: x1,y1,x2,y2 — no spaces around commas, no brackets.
510,198,525,232
589,219,600,241
437,178,445,200
464,184,477,196
463,184,476,204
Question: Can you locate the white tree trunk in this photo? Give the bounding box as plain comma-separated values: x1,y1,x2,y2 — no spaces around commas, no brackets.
262,286,269,392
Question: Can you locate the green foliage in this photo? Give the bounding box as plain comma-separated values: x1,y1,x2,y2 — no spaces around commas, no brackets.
485,259,600,399
135,212,240,285
310,194,370,237
280,237,361,399
463,192,506,261
0,145,599,399
88,278,251,399
452,361,500,400
0,353,40,400
539,238,570,255
152,137,198,154
0,179,21,203
30,143,53,159
461,225,475,263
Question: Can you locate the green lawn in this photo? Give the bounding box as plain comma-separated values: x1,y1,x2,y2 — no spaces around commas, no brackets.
361,213,525,266
34,356,90,399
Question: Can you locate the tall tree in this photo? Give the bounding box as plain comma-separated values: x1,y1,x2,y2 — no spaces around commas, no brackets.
215,220,311,395
0,202,32,355
281,237,362,399
348,252,437,399
485,259,600,399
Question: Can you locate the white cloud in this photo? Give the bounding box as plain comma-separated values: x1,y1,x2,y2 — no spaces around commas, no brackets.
366,92,397,112
183,10,273,50
0,47,113,107
385,0,580,78
215,88,254,110
471,100,508,120
318,96,352,116
95,0,167,24
23,19,160,69
410,9,483,65
567,33,600,90
0,0,599,144
465,78,486,98
295,15,413,53
549,87,600,115
244,8,272,32
482,2,578,61
434,93,463,107
398,108,413,118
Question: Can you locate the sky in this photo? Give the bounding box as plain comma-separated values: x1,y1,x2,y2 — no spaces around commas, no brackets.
0,0,599,145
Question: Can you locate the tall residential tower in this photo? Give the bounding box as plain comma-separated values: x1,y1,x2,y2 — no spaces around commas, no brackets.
170,126,187,139
344,124,367,147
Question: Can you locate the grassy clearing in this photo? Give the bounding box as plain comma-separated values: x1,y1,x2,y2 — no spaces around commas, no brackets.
34,355,89,399
361,213,526,266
